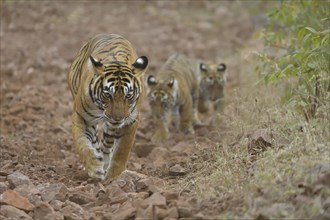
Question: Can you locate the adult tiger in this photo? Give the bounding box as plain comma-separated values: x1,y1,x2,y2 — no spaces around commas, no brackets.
198,62,227,114
146,54,201,143
67,34,148,182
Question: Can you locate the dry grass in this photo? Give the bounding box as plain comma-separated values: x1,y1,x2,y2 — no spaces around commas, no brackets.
183,47,330,219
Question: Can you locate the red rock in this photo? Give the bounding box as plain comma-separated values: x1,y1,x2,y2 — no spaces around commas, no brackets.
0,189,34,211
149,177,166,188
0,182,8,194
140,177,165,194
136,178,152,192
178,206,192,218
177,199,193,218
169,164,186,176
49,200,64,211
117,180,136,193
44,212,64,220
112,201,136,220
110,203,121,212
170,142,193,156
106,184,129,205
166,206,179,219
135,205,153,220
131,162,142,171
37,183,68,202
194,212,208,220
155,206,168,219
162,190,179,201
60,200,85,220
149,147,168,160
136,192,149,200
0,205,32,220
148,185,163,194
145,192,166,208
163,218,177,220
0,176,6,183
134,143,156,157
15,184,40,197
14,184,42,206
68,192,95,205
88,204,108,213
34,201,55,220
7,171,32,189
115,170,147,183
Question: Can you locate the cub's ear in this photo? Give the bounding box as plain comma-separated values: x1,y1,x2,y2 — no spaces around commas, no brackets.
147,75,157,86
88,56,104,76
200,63,207,72
167,77,176,87
217,63,226,72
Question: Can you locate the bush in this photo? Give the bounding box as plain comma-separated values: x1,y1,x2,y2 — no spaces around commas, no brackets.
257,0,330,121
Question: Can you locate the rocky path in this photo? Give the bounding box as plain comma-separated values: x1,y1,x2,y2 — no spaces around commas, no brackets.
0,1,256,219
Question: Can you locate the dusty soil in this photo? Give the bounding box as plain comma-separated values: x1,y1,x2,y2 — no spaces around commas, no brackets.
0,1,257,219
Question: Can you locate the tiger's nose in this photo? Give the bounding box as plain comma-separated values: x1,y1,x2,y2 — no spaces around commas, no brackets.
112,115,124,122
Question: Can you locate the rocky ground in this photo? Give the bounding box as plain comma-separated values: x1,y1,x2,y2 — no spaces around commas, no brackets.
0,1,265,219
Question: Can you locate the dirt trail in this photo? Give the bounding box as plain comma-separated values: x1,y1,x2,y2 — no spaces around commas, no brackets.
0,1,256,219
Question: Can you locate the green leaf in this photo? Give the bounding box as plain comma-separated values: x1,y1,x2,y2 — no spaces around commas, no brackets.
303,33,312,42
305,27,317,34
321,29,330,35
321,33,329,45
321,16,330,22
307,62,317,69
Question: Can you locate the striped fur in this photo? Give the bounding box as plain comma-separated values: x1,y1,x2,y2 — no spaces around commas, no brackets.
198,62,227,114
146,54,201,143
67,34,148,182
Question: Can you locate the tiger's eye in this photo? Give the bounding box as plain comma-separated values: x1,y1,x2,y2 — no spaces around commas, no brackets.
103,92,111,99
126,93,133,99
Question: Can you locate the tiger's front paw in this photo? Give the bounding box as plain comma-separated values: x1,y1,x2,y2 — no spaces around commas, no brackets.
192,117,202,126
85,150,106,180
181,123,194,134
103,163,126,184
151,131,169,143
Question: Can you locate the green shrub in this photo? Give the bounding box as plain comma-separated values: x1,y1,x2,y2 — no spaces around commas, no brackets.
257,0,330,121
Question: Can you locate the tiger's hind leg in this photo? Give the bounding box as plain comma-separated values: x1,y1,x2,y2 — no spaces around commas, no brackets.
179,96,194,134
192,91,201,125
212,97,225,125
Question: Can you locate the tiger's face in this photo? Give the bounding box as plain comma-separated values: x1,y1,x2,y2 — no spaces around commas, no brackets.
199,62,227,101
146,75,177,119
88,56,148,127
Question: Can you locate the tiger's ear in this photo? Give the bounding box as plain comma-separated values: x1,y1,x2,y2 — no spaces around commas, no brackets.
147,75,157,86
88,56,104,76
217,63,226,72
167,77,176,88
200,63,207,72
132,56,148,77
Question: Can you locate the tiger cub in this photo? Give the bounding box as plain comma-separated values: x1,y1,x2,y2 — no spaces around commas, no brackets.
198,62,227,115
67,34,148,182
146,54,202,143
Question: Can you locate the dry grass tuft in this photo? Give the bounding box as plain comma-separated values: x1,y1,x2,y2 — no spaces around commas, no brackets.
183,49,330,219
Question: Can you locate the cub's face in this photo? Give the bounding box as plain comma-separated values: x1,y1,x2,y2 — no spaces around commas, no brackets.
199,62,227,101
146,75,177,118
